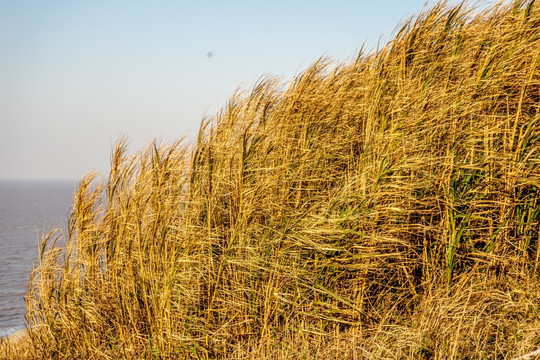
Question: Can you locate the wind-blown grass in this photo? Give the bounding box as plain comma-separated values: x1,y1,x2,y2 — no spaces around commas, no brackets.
3,0,540,358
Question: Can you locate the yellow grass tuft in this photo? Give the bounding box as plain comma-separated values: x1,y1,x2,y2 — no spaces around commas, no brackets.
4,0,540,358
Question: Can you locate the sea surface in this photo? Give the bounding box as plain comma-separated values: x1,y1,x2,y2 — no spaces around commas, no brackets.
0,179,76,337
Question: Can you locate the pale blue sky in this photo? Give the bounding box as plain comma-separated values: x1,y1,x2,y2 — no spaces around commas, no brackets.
1,0,472,180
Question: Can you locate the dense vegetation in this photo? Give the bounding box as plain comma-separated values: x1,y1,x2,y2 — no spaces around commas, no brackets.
3,0,540,358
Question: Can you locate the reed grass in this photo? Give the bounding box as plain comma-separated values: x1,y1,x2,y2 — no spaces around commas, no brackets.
4,0,540,358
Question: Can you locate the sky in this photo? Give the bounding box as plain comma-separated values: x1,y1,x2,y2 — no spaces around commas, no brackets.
1,0,474,180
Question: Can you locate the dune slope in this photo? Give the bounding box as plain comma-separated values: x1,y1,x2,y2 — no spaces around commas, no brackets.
6,1,540,359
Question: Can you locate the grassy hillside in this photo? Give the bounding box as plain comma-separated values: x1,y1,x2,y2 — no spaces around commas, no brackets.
3,0,540,358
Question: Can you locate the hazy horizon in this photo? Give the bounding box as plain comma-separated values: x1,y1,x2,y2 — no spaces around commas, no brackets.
1,0,480,180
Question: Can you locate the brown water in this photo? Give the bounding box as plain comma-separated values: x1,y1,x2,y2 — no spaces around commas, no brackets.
0,179,75,337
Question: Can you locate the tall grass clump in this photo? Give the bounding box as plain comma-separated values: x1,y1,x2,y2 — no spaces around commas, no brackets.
6,0,540,358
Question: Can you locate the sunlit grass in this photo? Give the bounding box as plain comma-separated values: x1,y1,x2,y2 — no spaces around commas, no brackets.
3,0,540,358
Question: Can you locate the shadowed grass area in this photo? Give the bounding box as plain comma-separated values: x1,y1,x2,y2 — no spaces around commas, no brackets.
4,0,540,358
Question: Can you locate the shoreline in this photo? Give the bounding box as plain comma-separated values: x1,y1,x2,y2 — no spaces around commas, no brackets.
5,328,29,344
